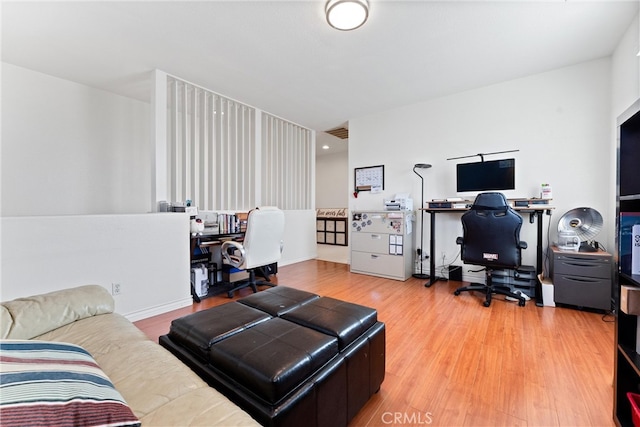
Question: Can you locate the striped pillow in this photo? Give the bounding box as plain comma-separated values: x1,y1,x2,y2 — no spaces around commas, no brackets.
0,340,140,427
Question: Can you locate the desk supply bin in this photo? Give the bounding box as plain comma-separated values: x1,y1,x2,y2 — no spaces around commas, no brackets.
627,392,640,427
492,265,537,298
222,264,249,283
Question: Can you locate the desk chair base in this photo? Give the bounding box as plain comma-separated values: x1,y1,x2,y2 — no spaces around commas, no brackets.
453,270,526,307
226,268,277,298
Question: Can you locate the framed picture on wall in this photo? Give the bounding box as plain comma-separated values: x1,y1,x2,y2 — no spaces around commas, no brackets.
354,165,384,193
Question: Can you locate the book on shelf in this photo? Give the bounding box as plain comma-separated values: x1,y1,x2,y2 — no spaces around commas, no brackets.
620,212,640,277
215,213,241,234
633,224,640,276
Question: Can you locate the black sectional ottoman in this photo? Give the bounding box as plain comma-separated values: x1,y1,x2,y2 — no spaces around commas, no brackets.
159,286,385,427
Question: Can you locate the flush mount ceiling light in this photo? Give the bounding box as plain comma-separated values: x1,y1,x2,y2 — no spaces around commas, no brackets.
326,0,369,31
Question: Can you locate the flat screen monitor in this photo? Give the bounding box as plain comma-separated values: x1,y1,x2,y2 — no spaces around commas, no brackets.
456,158,515,193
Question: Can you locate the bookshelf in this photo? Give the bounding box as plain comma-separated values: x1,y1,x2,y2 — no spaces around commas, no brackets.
614,98,640,426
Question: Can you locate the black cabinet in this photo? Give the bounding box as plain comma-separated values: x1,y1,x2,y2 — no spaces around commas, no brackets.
614,99,640,426
551,246,612,311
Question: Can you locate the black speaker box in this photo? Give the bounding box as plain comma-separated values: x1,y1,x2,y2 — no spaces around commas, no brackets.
448,265,463,281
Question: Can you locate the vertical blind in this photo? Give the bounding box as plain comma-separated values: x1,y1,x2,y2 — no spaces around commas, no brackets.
165,76,313,212
261,113,314,210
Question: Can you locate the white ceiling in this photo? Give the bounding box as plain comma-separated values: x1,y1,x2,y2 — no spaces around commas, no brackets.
2,1,637,157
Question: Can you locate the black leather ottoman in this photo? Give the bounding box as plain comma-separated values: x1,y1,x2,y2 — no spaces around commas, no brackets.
159,287,385,427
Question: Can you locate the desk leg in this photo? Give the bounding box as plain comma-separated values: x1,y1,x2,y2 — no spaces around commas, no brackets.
425,211,447,288
534,210,544,307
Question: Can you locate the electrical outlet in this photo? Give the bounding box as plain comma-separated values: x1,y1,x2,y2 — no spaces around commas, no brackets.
111,283,122,296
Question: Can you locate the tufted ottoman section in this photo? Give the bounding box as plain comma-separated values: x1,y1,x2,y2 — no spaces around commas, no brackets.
238,286,319,316
209,317,338,404
281,297,384,421
168,302,271,360
281,297,377,350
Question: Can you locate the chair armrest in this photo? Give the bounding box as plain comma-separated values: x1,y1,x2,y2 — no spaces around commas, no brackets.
456,237,463,245
519,241,528,250
221,240,246,268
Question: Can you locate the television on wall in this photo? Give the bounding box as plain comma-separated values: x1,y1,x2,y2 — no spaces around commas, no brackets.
456,158,515,193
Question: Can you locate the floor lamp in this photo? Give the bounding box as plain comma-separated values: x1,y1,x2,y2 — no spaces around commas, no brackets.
412,163,432,279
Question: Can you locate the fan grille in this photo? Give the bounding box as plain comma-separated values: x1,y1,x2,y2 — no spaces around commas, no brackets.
557,207,603,241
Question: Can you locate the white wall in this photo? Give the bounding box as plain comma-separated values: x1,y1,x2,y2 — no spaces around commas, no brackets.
282,210,317,264
349,58,613,281
316,149,349,209
612,14,640,118
0,62,319,319
0,210,314,319
1,63,151,216
0,214,190,321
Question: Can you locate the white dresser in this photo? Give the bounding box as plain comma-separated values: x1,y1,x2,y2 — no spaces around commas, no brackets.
350,210,414,281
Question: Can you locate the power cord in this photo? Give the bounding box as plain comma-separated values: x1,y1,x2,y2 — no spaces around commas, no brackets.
602,311,615,322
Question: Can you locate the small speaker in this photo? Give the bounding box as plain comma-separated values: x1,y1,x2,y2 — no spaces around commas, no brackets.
448,265,463,282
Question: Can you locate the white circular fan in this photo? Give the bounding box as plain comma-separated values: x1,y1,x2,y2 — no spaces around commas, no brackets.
557,207,603,252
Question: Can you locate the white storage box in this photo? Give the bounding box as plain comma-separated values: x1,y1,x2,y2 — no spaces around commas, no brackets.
191,264,209,297
538,274,555,307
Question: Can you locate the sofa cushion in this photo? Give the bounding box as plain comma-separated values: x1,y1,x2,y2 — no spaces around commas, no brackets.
1,285,114,340
0,340,140,427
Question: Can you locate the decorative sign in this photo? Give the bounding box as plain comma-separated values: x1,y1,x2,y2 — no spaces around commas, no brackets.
354,165,384,193
317,208,347,218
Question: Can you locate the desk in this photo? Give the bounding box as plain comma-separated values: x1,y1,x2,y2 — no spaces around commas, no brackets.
190,230,244,302
422,201,553,306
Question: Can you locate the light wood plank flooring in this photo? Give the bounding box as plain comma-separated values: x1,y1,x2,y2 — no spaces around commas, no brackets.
134,260,615,426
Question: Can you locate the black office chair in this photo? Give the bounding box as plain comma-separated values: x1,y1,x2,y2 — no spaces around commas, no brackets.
453,192,528,307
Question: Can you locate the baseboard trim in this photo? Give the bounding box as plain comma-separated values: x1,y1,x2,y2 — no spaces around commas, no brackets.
124,297,193,322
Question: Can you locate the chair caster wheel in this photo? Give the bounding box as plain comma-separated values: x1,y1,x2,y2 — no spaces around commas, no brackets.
519,300,526,307
454,290,461,296
483,300,491,307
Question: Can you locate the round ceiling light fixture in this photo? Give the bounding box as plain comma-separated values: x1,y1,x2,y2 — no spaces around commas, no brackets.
326,0,369,31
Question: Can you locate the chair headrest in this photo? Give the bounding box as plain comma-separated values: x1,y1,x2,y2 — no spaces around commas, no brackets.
471,192,509,210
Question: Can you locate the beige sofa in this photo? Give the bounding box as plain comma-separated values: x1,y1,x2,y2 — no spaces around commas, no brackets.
0,285,259,426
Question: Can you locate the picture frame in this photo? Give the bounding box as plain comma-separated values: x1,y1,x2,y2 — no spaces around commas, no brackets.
354,165,384,192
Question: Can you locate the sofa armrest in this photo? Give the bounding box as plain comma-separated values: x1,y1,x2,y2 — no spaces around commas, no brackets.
1,285,114,339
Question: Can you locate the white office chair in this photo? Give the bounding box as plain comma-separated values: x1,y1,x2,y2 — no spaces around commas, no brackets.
221,206,285,298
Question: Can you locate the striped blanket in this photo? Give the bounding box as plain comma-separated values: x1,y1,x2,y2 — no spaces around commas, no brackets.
0,340,140,427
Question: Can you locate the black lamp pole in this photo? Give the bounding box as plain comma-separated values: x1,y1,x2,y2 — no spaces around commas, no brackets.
412,163,432,279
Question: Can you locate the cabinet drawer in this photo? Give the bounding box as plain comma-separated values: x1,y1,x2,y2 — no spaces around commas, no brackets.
351,232,391,254
351,251,405,279
553,254,611,279
553,274,611,310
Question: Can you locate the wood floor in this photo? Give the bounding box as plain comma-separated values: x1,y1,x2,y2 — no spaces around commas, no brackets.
134,260,615,426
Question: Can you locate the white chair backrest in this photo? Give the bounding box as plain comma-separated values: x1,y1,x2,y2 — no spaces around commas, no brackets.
242,206,285,270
